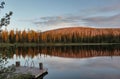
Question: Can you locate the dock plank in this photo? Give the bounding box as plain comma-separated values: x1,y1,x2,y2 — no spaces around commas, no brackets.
14,66,48,78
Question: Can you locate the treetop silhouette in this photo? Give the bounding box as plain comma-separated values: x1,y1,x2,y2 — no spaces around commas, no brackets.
0,1,13,30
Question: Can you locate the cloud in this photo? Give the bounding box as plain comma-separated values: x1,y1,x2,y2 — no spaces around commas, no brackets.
32,1,120,28
80,1,120,28
80,1,120,17
20,1,120,29
99,4,120,12
32,13,120,28
83,13,120,28
33,15,86,27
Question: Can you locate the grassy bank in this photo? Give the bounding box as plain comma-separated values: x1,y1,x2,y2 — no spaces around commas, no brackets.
0,43,120,47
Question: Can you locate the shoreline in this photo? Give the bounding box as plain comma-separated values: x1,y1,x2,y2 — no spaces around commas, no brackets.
0,43,119,47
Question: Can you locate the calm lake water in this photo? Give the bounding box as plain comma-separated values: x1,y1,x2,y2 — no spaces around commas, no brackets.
3,45,120,79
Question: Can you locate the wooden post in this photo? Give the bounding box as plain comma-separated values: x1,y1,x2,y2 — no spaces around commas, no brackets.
16,61,20,67
39,63,43,70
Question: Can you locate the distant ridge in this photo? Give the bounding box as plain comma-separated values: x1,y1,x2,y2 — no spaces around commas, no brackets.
43,27,120,36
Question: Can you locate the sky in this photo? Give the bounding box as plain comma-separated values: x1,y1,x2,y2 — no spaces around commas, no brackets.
1,0,120,31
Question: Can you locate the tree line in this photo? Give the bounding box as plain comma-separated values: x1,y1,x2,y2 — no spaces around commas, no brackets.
0,28,120,43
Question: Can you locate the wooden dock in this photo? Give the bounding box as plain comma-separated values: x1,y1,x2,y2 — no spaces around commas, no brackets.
14,61,48,79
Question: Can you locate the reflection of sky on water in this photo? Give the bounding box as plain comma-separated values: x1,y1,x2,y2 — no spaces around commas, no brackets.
7,54,120,79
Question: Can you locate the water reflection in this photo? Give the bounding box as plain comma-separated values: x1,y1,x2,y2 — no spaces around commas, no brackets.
2,45,119,59
1,45,120,79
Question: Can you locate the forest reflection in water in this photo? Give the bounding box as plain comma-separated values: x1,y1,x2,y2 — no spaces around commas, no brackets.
1,45,120,59
1,45,120,79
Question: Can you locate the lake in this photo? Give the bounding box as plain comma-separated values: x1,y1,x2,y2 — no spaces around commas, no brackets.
3,45,120,79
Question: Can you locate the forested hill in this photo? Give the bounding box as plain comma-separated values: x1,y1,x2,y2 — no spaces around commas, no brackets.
0,27,120,43
43,27,120,36
41,27,120,43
